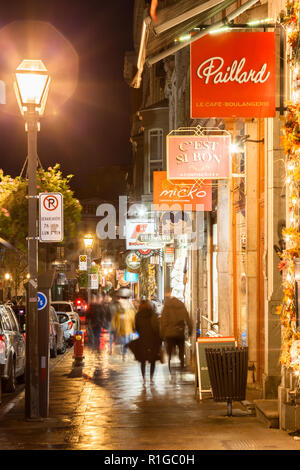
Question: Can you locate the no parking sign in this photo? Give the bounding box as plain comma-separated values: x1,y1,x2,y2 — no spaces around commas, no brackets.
39,192,64,242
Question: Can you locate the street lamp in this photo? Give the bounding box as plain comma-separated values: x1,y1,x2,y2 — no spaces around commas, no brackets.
14,59,50,420
4,273,11,301
83,234,94,305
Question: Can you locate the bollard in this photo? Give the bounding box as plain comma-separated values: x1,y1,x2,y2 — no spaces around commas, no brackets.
72,330,85,367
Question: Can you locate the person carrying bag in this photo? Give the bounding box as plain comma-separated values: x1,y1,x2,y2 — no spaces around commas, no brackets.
128,300,162,385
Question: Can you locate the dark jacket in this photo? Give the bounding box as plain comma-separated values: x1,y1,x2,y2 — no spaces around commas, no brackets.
86,303,106,329
160,297,192,339
131,307,162,363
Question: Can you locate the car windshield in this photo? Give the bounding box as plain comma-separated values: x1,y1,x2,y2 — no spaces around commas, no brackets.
52,303,72,312
57,313,69,324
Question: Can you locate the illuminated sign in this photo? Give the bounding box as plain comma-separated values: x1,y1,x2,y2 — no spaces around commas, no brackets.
191,32,275,118
167,135,231,180
153,171,212,210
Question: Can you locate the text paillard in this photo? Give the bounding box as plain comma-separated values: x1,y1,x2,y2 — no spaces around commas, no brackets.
104,455,138,467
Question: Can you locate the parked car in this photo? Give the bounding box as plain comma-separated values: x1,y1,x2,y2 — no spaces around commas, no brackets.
0,304,26,392
51,301,81,331
11,305,26,337
56,312,75,346
49,306,67,357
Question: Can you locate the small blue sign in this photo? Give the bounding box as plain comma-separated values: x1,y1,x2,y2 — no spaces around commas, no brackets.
37,292,48,311
125,270,138,283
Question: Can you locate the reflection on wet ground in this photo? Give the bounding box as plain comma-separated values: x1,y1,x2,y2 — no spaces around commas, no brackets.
0,333,300,450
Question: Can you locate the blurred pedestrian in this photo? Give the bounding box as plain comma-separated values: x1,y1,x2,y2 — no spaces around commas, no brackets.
86,294,106,352
103,292,115,354
160,289,192,371
111,290,136,360
132,300,162,385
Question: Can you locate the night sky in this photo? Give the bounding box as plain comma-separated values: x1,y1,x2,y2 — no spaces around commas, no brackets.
0,0,134,197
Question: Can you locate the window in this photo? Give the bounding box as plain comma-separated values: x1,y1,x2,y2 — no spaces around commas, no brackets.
0,306,12,331
148,129,163,193
52,303,72,312
6,307,19,332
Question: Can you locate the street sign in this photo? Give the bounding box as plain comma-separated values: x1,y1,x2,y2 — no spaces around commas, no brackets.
89,273,99,289
79,255,88,271
39,192,64,243
37,292,48,311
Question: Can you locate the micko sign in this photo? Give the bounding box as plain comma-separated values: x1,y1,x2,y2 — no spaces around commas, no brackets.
191,32,275,118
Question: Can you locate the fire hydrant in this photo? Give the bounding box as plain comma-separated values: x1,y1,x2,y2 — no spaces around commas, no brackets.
73,330,85,367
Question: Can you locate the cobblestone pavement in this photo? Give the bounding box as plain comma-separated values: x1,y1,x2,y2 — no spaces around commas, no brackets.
0,336,300,451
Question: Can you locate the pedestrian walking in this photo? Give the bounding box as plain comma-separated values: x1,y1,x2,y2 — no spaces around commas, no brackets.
111,289,136,360
86,294,106,351
160,289,192,372
103,292,115,354
130,300,162,385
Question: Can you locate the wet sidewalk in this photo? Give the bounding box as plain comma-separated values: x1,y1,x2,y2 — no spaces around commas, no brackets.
0,340,300,451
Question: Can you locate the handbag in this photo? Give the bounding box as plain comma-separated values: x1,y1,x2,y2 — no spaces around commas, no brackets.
127,338,141,360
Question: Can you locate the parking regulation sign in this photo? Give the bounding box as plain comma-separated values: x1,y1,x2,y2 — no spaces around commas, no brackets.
39,192,64,242
37,292,48,311
79,255,88,271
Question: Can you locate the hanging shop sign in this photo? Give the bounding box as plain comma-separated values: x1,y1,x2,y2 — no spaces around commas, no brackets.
190,31,276,118
137,233,173,248
137,249,157,259
164,246,175,264
126,252,141,271
125,219,155,250
153,171,212,211
167,134,231,180
116,270,129,287
124,270,139,283
39,192,64,242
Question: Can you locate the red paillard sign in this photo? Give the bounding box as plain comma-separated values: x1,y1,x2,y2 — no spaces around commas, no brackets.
191,32,276,118
167,135,231,180
153,171,212,211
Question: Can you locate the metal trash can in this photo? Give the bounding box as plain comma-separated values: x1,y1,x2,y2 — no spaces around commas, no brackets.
205,346,248,416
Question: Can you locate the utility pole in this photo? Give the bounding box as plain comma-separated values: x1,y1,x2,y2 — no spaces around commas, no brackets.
25,104,40,419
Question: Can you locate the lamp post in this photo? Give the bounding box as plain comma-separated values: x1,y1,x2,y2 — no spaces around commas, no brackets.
14,59,50,420
4,273,11,301
83,234,94,305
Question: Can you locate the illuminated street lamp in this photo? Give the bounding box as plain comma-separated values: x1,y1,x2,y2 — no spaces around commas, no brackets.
4,273,11,301
83,234,94,305
83,233,94,250
14,59,50,420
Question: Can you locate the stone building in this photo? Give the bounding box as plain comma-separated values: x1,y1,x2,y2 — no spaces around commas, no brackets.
124,0,292,420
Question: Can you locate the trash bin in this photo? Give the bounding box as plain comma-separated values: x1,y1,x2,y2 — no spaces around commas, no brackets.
205,346,248,416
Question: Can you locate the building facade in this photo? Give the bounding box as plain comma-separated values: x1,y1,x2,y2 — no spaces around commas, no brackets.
124,0,293,413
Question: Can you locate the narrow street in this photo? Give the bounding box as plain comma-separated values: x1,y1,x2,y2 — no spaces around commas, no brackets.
0,338,299,451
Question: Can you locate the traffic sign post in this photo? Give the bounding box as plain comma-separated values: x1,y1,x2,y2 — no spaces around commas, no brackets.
39,193,64,243
79,255,88,271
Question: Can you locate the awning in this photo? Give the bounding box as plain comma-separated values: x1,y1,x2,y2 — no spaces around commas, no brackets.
131,0,260,88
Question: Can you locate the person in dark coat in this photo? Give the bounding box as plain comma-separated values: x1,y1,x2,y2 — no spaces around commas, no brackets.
160,289,193,371
133,300,162,384
86,294,106,351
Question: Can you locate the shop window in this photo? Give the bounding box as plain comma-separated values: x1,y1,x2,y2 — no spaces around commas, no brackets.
148,129,163,193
